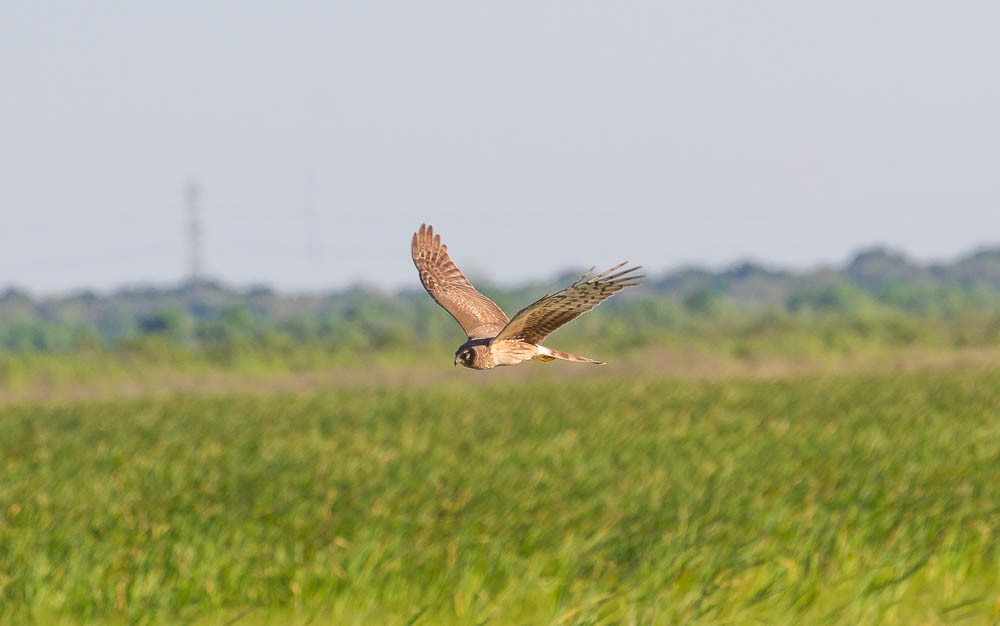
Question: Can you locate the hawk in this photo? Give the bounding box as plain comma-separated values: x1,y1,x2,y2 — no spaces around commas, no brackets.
411,224,642,369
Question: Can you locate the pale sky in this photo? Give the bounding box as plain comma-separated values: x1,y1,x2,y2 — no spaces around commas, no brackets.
2,2,998,295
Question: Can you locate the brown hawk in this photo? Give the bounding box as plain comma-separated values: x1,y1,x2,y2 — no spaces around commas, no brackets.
411,224,642,369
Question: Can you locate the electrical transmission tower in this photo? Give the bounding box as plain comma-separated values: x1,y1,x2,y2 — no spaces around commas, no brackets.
185,182,203,284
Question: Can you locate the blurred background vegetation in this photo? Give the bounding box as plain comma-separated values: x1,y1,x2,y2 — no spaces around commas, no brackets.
5,246,1000,363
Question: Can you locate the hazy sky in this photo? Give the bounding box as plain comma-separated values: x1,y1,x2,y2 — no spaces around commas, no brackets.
3,2,998,294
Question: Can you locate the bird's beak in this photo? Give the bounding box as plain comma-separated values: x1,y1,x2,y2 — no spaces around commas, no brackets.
453,355,459,367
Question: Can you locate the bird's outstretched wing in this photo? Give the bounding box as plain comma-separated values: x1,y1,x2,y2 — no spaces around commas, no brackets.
411,224,509,339
493,262,643,345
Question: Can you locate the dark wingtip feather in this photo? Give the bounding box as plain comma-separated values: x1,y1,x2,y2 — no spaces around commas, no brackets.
590,263,644,288
576,266,597,283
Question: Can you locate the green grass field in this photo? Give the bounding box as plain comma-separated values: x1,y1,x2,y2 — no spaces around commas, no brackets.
2,369,999,624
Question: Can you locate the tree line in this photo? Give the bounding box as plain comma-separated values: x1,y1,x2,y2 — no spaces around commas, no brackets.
3,246,1000,355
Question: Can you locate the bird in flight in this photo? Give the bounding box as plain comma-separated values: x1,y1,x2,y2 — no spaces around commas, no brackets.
411,224,642,369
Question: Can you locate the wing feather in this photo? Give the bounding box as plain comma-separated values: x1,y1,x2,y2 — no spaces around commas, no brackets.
493,262,643,345
411,224,509,339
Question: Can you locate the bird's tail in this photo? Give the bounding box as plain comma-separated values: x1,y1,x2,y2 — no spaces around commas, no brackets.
534,345,604,365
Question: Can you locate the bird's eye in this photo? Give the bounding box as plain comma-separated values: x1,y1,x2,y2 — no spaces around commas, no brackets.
462,350,472,362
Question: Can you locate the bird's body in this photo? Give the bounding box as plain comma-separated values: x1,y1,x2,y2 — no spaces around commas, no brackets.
452,338,601,369
412,224,642,370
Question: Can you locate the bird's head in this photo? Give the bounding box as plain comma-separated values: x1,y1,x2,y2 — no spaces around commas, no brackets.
454,344,488,369
454,346,475,368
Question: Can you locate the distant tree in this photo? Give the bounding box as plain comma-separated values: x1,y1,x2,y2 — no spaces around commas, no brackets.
683,289,720,316
786,284,871,314
196,305,257,345
138,309,190,341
